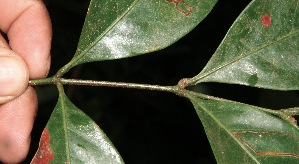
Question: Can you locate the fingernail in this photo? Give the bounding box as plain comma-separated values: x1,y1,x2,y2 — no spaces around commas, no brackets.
0,56,28,98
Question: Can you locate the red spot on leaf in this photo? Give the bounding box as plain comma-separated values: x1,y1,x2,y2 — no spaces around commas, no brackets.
31,128,54,164
261,14,271,27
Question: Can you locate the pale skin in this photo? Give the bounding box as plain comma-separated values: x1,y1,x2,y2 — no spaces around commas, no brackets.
0,0,51,163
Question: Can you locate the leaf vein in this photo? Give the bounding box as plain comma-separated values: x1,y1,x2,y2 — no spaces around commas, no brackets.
58,85,71,163
189,97,260,163
61,0,140,75
197,29,299,82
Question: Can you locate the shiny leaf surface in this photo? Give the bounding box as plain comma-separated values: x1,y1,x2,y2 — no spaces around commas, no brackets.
31,87,124,164
186,91,299,163
69,0,217,68
190,0,299,90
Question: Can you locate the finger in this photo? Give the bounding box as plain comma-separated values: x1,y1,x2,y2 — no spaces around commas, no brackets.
0,46,29,104
0,0,52,79
0,86,37,163
0,34,9,48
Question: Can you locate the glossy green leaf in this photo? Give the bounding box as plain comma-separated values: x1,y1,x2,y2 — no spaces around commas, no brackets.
69,0,217,68
186,91,299,163
190,0,299,90
31,86,124,164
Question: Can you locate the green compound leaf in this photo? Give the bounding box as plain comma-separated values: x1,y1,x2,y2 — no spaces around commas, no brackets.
31,86,124,164
68,0,217,68
189,0,299,90
186,91,299,164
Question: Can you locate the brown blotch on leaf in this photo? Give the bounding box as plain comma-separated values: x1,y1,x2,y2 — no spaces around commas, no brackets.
165,0,195,16
31,128,54,164
232,131,299,158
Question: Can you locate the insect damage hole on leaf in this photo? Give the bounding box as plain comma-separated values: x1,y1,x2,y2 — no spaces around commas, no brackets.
261,14,271,27
165,0,195,16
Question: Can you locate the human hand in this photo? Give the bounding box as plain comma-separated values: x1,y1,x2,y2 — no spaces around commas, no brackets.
0,0,51,163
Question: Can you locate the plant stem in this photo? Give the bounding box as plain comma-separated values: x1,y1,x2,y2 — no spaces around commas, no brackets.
281,107,299,116
29,77,178,94
30,77,298,128
29,77,56,85
60,78,177,94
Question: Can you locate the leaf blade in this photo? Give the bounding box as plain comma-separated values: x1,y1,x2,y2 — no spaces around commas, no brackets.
186,91,299,163
31,87,124,164
190,0,299,90
68,0,217,68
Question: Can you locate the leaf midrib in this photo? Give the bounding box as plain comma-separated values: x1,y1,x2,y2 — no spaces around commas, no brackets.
58,85,71,163
69,0,140,67
187,94,260,163
196,29,299,83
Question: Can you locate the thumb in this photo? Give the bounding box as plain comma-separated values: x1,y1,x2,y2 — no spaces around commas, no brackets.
0,47,29,104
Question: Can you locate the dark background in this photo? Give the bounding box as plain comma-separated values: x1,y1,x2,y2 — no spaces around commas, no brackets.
22,0,299,163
